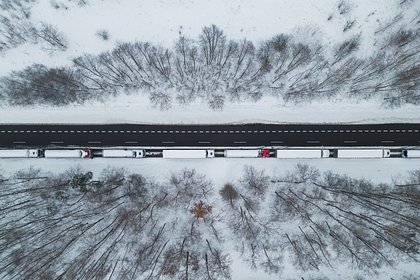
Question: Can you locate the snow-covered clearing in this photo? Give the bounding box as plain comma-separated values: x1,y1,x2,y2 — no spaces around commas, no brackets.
1,94,420,124
0,157,417,187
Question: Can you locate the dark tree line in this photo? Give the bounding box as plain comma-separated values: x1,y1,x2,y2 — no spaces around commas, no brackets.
0,167,230,280
220,164,420,276
0,165,419,278
1,22,418,108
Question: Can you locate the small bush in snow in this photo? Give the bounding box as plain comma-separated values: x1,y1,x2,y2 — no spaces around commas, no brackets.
96,29,110,41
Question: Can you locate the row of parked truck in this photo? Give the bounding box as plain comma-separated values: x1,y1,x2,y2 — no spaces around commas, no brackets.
0,148,420,158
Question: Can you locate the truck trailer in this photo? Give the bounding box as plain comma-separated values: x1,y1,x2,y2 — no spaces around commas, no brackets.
162,149,215,158
44,149,92,158
102,149,145,158
0,149,40,158
336,149,390,158
224,149,261,158
276,149,330,158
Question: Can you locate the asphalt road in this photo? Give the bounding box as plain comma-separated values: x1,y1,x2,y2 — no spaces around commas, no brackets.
0,123,419,147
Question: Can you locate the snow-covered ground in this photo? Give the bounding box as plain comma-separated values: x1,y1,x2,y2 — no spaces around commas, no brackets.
1,0,412,76
1,0,419,125
1,94,420,124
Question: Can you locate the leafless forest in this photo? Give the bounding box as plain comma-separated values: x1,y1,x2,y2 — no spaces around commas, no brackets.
0,165,419,279
1,1,419,108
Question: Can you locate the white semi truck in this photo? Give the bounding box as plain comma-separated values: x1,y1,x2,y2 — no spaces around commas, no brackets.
276,149,330,158
102,149,145,158
0,149,41,158
44,149,92,158
162,149,215,158
402,149,420,158
336,149,391,158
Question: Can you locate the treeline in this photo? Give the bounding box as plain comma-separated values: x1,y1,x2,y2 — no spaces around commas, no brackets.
0,165,419,279
1,22,419,108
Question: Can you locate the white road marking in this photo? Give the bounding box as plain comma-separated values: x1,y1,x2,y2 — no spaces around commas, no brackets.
314,130,319,133
199,131,204,133
198,141,211,144
82,131,87,133
307,140,320,144
351,130,356,133
284,130,289,133
303,130,307,133
229,131,234,133
234,141,247,144
162,141,175,144
7,131,12,133
344,140,357,143
88,141,101,144
58,131,62,133
76,131,81,133
50,141,64,144
415,130,419,133
408,130,412,133
13,141,26,144
169,131,174,133
270,141,284,144
320,130,325,133
95,131,99,133
70,131,74,133
272,130,276,133
345,130,350,133
358,130,363,132
163,131,168,133
327,130,331,133
102,130,106,133
157,131,161,133
26,130,31,133
290,130,295,133
125,141,138,144
389,130,394,132
377,130,381,132
381,140,394,143
296,130,301,133
175,131,179,133
277,130,282,133
0,131,4,133
383,130,388,132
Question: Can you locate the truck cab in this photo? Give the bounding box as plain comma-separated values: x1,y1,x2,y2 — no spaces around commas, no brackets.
82,149,93,158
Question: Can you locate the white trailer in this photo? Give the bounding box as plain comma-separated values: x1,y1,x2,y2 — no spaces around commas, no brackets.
162,149,215,158
337,149,390,158
403,149,420,158
102,149,145,158
0,149,40,158
224,149,260,158
276,149,330,158
44,149,92,158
